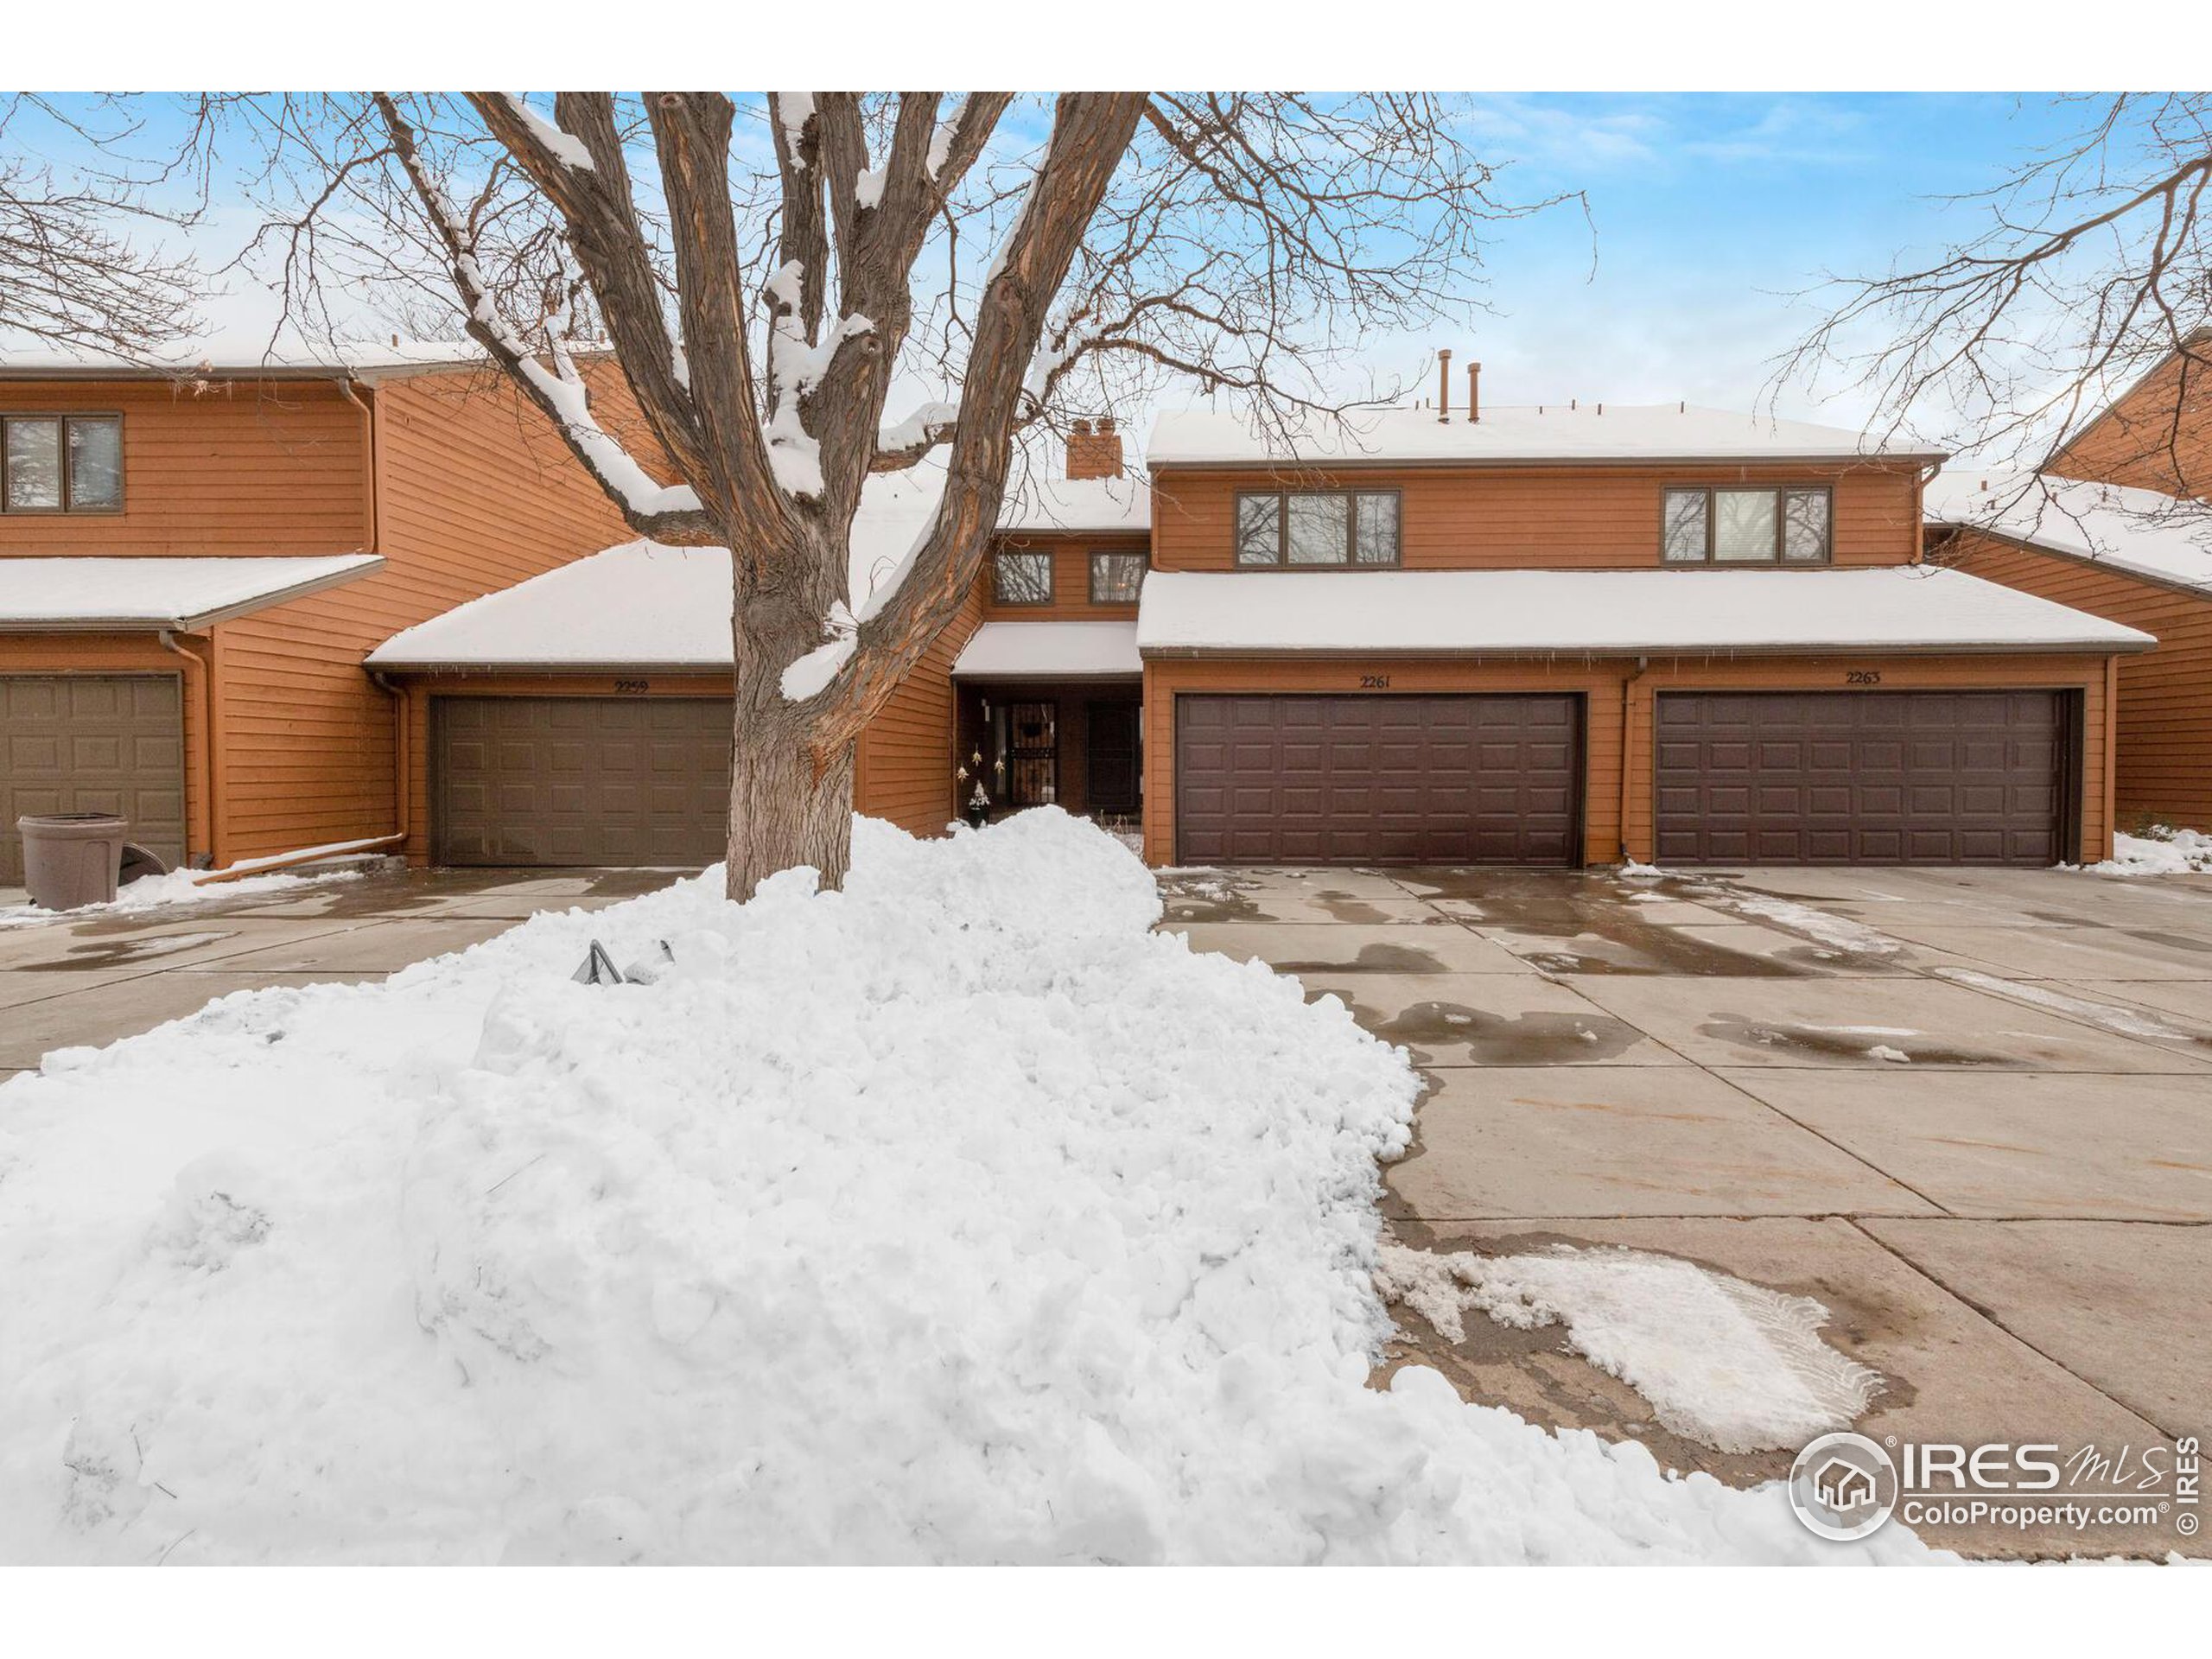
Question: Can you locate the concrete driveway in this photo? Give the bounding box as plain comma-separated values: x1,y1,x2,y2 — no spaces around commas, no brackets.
0,867,689,1075
1163,861,2212,1560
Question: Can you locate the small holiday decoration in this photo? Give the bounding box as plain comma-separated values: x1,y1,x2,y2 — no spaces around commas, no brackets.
958,747,993,828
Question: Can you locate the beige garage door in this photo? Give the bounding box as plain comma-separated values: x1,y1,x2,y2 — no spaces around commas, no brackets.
433,696,734,867
1,674,186,887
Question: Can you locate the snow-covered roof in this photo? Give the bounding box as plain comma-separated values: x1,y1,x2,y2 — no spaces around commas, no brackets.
996,471,1151,534
0,337,493,382
367,543,733,671
0,555,383,632
1925,471,2212,596
951,621,1143,680
1135,567,2153,658
1146,404,1943,468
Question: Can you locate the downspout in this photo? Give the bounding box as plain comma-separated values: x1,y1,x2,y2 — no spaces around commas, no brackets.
1618,655,1650,865
338,375,378,553
371,670,411,855
157,628,219,869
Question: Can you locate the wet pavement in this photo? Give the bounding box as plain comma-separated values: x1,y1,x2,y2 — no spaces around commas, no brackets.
0,866,691,1070
1161,861,2212,1560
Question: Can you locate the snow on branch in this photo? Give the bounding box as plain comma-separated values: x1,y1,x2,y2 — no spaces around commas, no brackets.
375,95,705,535
493,95,595,173
779,601,858,702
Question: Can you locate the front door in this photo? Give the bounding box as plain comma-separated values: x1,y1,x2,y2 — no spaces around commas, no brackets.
1005,701,1059,807
1086,701,1141,817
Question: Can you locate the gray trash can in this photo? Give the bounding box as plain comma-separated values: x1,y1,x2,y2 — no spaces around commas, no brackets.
17,813,129,911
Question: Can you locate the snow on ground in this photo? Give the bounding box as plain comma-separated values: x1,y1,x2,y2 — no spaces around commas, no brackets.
1688,887,1905,958
1377,1244,1882,1455
0,812,1929,1563
2093,827,2212,875
0,867,365,930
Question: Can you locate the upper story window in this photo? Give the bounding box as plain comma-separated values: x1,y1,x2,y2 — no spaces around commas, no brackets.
993,548,1054,605
1089,550,1147,604
1662,486,1830,564
2,414,124,513
1236,489,1401,567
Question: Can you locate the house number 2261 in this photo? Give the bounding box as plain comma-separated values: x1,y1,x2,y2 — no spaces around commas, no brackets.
1358,674,1392,690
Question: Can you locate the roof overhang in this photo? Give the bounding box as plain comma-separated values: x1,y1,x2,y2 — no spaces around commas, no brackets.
1134,566,2158,660
0,555,385,633
951,620,1144,681
1146,452,1948,473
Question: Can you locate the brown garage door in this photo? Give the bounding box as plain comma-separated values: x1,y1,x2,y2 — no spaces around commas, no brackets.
2,674,186,886
1654,690,2069,866
1176,693,1581,866
433,696,733,867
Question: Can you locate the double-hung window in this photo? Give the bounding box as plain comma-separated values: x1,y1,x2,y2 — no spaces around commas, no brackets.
1089,550,1147,604
2,414,123,512
1235,489,1401,567
993,548,1055,606
1662,486,1831,563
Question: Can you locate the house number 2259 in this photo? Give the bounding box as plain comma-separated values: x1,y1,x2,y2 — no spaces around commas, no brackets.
1358,674,1392,690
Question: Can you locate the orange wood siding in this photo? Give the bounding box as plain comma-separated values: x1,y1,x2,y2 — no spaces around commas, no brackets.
0,379,369,555
855,582,987,836
0,633,212,863
210,369,637,861
1946,529,2212,830
982,532,1150,620
1145,461,1923,573
2050,352,2212,499
1141,652,2114,868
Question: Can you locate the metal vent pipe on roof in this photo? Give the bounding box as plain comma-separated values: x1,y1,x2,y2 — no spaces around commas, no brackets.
1436,348,1452,423
1467,360,1482,424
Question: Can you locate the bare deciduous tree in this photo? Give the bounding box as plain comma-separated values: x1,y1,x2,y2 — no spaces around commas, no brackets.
1784,92,2212,524
0,96,202,359
233,92,1554,894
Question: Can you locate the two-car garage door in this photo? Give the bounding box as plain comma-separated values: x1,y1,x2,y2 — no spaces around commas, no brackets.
1654,690,2069,866
2,674,187,887
1175,694,1581,865
1173,688,2069,868
433,696,732,867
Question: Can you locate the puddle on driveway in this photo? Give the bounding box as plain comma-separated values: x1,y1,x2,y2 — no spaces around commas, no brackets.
1156,872,1263,925
1354,997,1648,1065
1698,1015,2011,1067
1272,941,1452,975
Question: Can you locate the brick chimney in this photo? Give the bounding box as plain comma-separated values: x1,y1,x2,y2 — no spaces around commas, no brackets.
1066,416,1123,480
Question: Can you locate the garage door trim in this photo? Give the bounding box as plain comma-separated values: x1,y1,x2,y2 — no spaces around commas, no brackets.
1173,690,1586,868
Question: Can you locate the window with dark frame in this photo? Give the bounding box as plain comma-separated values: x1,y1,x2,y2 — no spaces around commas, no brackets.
1234,489,1401,567
1661,486,1831,564
1089,550,1147,605
993,548,1054,605
1,414,123,512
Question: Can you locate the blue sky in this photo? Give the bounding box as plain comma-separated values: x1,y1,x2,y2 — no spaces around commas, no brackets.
1384,93,2090,427
19,92,2098,432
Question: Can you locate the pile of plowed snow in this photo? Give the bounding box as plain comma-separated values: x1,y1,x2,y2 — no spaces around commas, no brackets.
0,810,1929,1562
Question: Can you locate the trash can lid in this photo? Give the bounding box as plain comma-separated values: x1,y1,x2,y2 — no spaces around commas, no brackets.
16,812,130,829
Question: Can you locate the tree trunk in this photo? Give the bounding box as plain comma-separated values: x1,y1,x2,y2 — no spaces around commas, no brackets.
725,721,855,901
724,525,856,902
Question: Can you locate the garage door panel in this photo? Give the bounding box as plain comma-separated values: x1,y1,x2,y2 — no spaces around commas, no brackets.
1176,694,1580,866
434,696,732,868
2,673,187,886
1655,690,2066,867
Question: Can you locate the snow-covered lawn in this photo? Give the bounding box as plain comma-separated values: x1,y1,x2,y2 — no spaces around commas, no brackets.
0,812,1929,1563
2093,826,2212,875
